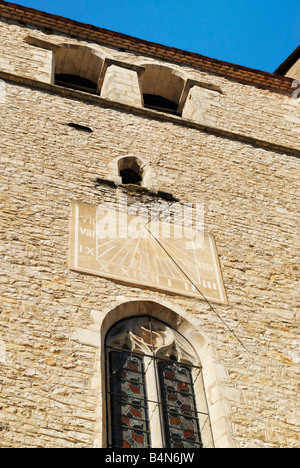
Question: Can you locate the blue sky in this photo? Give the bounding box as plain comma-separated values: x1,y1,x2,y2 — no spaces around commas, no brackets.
11,0,299,73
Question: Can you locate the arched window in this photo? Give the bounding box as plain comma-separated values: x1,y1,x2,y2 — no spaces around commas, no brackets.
54,45,103,94
106,155,159,193
105,316,214,448
118,156,144,186
140,66,185,115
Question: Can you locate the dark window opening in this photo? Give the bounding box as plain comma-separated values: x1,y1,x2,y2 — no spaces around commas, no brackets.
143,94,179,115
55,74,98,94
120,168,142,186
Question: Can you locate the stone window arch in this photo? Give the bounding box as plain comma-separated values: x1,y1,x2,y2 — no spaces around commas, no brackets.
54,44,104,94
107,155,159,193
96,300,238,448
140,65,186,115
105,316,213,448
118,156,143,186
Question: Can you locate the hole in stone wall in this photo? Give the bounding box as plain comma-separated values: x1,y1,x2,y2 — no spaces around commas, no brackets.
67,123,93,133
120,168,142,185
118,157,144,186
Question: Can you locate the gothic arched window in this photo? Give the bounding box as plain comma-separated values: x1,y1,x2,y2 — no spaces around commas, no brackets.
105,316,214,448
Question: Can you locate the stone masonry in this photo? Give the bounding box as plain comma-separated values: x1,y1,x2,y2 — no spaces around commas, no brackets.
0,2,299,448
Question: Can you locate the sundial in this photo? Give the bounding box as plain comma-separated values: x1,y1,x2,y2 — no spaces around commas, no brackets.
69,202,228,305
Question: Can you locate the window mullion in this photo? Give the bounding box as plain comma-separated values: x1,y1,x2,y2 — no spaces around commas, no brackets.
144,355,165,448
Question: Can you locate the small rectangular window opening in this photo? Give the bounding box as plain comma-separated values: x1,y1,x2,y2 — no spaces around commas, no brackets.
55,74,98,94
143,94,179,115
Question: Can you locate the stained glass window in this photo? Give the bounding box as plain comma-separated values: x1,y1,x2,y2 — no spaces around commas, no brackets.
158,360,202,448
108,350,151,448
105,316,213,448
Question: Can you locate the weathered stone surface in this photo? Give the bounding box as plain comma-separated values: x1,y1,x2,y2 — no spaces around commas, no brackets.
69,202,228,304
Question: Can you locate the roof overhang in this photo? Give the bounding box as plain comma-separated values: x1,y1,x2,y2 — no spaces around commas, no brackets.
274,45,300,76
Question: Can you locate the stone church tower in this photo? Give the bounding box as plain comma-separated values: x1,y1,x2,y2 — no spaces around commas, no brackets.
0,1,299,448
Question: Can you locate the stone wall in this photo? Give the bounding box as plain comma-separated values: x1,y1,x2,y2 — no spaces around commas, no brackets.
0,14,299,448
0,18,299,149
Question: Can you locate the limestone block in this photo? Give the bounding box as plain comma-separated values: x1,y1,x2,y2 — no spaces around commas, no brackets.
100,64,142,107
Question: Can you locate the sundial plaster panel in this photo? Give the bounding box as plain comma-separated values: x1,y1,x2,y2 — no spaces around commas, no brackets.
69,202,228,305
